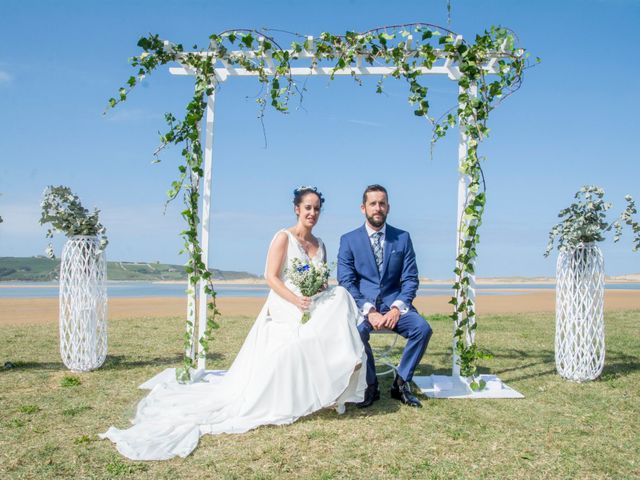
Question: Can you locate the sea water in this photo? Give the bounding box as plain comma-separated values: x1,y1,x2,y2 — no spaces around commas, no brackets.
1,282,638,299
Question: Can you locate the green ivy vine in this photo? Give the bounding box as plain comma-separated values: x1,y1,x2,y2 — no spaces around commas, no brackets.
109,23,532,385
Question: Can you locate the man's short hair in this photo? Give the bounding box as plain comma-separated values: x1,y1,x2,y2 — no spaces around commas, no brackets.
362,184,388,205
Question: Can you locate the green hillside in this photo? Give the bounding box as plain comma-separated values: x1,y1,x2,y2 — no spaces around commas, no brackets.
0,257,258,282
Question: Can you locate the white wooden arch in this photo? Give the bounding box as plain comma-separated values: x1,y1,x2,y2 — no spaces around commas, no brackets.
169,34,522,397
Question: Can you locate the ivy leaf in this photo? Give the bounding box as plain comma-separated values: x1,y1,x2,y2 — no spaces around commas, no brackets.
137,36,151,49
421,30,433,40
469,379,486,391
241,33,254,49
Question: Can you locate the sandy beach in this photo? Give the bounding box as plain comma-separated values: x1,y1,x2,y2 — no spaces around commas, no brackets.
1,290,638,326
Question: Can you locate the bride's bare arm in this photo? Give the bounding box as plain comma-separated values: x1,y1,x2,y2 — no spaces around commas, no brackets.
265,232,311,311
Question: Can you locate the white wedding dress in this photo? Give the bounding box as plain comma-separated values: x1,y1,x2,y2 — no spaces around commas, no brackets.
101,229,367,460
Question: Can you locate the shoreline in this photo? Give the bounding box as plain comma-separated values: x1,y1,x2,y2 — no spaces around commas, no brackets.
1,274,639,288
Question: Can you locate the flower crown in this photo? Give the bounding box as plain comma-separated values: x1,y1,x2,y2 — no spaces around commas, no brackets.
293,185,325,205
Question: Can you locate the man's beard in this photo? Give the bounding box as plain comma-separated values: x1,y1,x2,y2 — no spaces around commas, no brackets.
366,212,387,228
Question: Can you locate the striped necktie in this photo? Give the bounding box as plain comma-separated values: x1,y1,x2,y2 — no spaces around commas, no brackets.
372,231,383,273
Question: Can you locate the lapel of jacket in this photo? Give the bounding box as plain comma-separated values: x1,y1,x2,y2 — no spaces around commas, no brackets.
380,224,395,278
358,224,380,278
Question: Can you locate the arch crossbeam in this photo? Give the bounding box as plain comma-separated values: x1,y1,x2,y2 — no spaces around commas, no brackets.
168,35,513,81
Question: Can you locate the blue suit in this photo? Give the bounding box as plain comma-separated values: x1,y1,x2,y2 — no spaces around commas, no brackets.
338,224,432,386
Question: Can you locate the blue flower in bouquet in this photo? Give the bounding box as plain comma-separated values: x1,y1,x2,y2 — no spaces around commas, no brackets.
286,258,333,324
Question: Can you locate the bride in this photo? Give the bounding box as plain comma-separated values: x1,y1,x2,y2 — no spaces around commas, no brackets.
101,186,367,460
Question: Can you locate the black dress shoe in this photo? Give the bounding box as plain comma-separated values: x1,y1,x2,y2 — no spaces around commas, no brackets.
356,384,380,409
390,377,422,408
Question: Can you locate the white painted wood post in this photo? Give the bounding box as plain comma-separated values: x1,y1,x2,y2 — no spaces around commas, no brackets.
465,83,478,353
186,207,197,361
185,96,200,364
196,92,216,370
452,82,478,376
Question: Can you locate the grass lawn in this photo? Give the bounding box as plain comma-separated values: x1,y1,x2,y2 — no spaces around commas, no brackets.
1,310,638,479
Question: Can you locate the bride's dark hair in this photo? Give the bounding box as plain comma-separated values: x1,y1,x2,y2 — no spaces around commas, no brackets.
293,186,325,207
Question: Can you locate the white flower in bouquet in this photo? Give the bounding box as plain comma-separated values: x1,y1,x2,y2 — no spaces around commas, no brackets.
286,258,332,323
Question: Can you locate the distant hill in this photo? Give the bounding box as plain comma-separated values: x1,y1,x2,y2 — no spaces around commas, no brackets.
0,257,259,282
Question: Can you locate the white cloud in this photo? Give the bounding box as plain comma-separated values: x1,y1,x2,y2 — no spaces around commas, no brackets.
103,108,162,123
0,203,41,234
347,119,383,127
0,70,12,85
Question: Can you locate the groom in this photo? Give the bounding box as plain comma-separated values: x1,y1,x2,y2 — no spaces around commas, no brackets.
338,185,432,408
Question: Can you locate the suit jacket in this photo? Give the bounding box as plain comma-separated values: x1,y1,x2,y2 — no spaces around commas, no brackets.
337,224,419,313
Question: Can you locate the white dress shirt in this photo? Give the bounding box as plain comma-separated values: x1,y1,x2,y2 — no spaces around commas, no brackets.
361,223,408,316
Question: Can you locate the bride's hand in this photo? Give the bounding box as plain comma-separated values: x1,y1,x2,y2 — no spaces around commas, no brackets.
295,296,312,311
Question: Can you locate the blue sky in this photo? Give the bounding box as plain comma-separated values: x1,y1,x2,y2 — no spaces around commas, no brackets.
0,0,639,278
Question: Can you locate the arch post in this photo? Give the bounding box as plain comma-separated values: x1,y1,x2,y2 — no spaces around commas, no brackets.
452,82,478,376
196,91,217,371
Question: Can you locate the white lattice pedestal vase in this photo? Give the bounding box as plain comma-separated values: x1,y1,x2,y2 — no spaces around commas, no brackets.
59,235,108,372
555,243,605,382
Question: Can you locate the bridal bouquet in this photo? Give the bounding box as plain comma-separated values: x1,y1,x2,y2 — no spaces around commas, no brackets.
286,258,332,323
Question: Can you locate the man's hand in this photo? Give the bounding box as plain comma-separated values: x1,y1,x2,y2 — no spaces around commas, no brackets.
368,311,386,331
383,307,401,330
